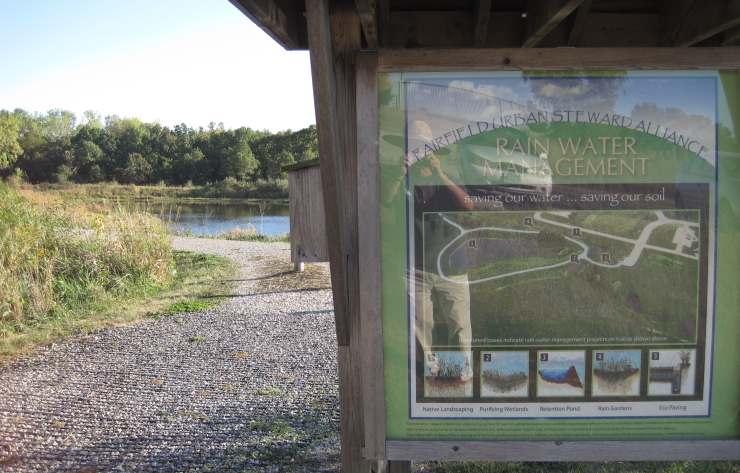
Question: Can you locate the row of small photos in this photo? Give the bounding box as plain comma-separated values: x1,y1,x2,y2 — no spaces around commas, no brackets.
423,348,696,399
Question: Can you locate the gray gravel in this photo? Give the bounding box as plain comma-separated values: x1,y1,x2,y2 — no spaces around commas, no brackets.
0,237,340,472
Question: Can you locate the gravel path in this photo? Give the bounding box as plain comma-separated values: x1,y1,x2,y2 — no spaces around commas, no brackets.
0,237,340,472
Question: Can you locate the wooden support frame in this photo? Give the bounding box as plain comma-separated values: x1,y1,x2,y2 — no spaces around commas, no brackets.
376,47,740,71
473,0,492,47
567,0,592,46
357,50,412,473
676,10,740,47
523,0,585,48
307,2,373,473
356,0,379,48
356,47,740,464
357,51,384,461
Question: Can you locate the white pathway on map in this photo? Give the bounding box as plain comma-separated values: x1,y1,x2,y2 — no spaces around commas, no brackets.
435,210,698,285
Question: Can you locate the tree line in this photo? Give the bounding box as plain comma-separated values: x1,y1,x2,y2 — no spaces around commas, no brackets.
0,109,317,185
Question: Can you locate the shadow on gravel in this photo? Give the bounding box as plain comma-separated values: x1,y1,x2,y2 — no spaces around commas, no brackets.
221,271,297,282
30,406,339,472
290,310,334,317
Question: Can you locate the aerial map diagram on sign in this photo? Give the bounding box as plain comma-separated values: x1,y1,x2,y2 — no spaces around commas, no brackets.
378,71,740,441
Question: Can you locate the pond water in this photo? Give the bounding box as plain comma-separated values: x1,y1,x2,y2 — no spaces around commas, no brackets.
131,200,290,237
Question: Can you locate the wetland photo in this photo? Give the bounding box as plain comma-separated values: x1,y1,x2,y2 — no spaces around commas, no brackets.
480,351,529,398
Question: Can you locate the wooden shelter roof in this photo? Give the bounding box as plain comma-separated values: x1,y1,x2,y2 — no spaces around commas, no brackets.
229,0,740,51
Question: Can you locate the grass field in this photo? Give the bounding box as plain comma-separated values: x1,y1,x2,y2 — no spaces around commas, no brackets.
424,210,700,345
440,228,581,278
569,211,658,240
469,251,698,344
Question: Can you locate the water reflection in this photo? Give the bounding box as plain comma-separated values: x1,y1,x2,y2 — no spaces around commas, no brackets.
121,200,290,237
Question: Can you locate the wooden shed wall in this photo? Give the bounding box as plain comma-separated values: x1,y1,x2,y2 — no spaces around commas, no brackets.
288,165,329,263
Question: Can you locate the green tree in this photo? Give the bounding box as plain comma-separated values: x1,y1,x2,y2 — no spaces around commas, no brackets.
0,113,23,171
73,140,105,182
41,109,77,140
119,152,153,184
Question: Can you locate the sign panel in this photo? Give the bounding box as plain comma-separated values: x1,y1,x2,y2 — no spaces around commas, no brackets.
379,71,740,440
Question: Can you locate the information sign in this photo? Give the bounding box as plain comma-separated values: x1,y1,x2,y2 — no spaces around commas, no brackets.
379,71,740,441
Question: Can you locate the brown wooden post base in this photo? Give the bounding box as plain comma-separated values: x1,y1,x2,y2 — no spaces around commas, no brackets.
388,461,413,473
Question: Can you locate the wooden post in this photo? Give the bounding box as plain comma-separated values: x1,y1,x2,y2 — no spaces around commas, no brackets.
306,1,371,472
356,52,411,473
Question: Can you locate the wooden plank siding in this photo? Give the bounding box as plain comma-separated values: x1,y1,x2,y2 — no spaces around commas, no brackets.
286,165,328,264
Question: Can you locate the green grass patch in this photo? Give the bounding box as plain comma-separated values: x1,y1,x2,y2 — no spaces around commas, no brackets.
648,223,681,249
164,300,212,314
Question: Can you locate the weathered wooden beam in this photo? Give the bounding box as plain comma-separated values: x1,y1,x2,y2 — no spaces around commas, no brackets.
356,0,379,48
677,15,740,46
722,1,740,45
386,440,740,462
674,0,740,46
474,0,492,47
384,10,673,48
377,47,740,71
306,0,348,349
356,52,384,463
228,0,301,49
306,3,370,473
523,0,586,48
567,0,592,46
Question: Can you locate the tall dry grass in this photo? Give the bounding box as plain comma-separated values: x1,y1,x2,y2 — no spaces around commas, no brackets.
0,182,172,337
27,179,289,201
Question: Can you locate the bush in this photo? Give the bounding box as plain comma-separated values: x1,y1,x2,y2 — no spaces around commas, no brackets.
5,168,26,188
0,182,172,334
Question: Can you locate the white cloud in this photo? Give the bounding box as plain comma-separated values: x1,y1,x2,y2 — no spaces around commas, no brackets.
539,82,591,98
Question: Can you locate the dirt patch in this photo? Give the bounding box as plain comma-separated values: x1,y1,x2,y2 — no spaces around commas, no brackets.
256,257,332,293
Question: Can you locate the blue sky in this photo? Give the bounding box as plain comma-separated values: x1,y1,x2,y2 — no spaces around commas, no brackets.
0,0,315,131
